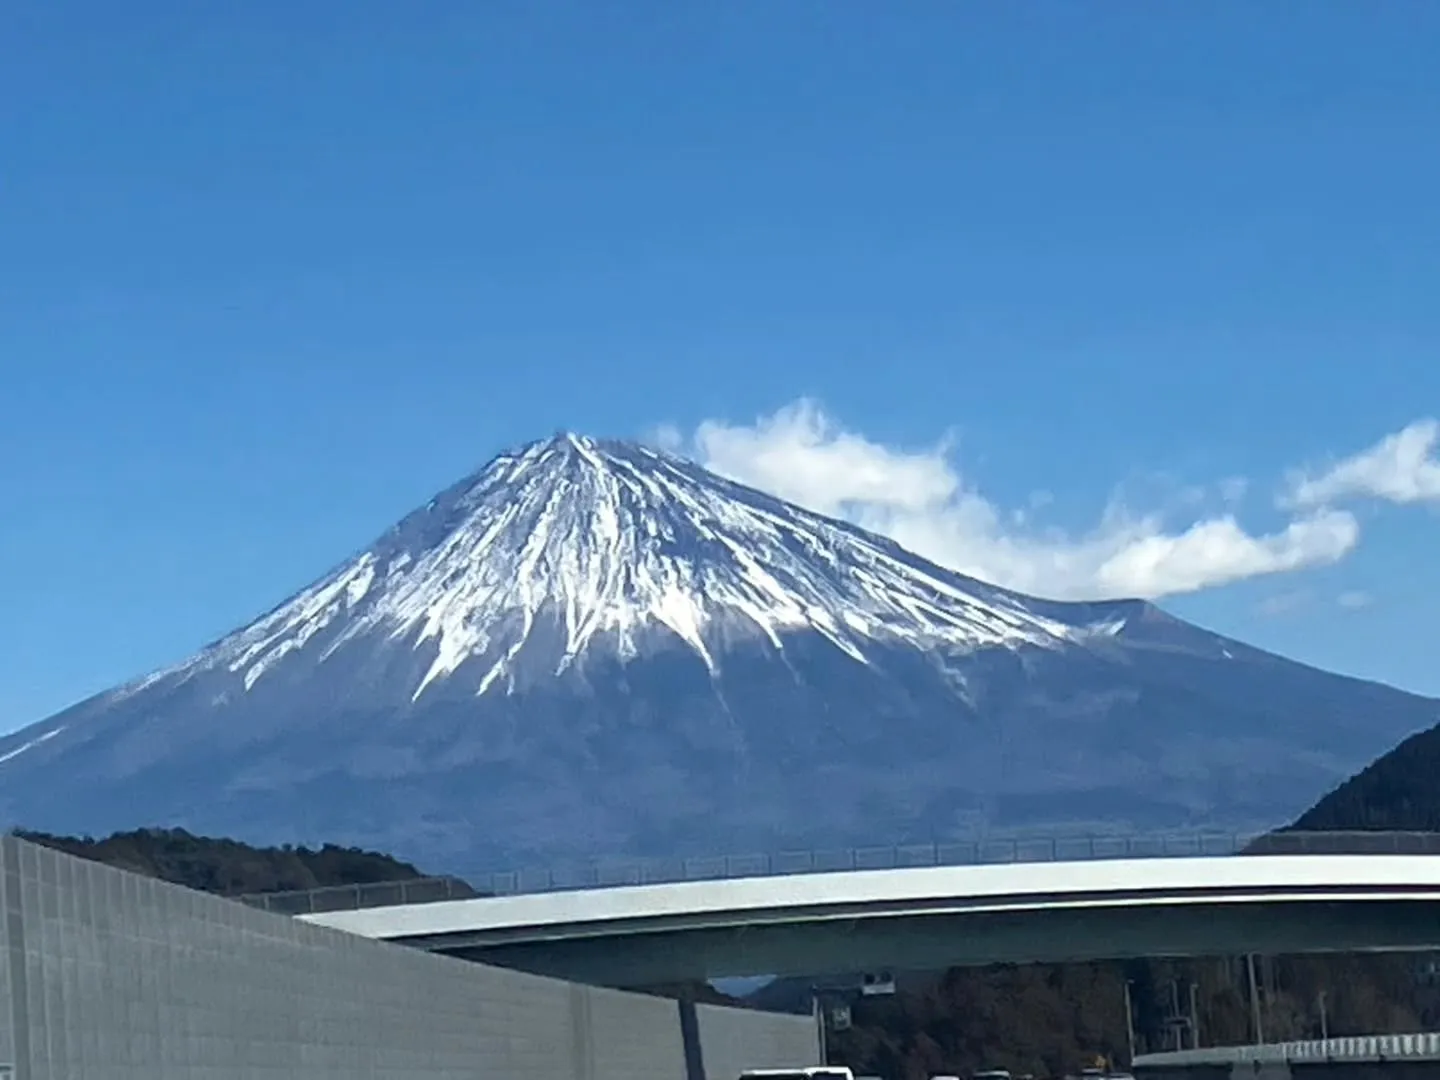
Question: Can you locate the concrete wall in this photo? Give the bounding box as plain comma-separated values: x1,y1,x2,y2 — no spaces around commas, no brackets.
0,834,816,1079
695,1000,822,1079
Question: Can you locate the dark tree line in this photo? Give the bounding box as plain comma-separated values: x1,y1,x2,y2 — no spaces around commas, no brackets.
1289,722,1440,832
14,826,429,896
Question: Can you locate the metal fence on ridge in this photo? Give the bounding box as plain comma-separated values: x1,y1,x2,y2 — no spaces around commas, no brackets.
234,828,1440,916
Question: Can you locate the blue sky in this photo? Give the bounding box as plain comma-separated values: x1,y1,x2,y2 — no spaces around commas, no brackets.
3,3,1440,734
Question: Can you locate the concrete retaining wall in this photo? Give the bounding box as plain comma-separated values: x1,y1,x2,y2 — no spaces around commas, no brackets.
0,834,816,1078
695,1000,823,1079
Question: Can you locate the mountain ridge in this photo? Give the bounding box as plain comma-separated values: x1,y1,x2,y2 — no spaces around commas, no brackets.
1,432,1434,870
96,432,1137,707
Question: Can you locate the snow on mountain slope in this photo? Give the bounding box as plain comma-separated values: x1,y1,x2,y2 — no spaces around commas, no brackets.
117,433,1112,704
0,433,1435,869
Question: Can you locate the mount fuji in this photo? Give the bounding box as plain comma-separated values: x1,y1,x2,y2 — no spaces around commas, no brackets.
1,433,1434,870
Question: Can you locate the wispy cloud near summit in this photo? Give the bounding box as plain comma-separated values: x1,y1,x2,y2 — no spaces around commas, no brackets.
662,399,1362,602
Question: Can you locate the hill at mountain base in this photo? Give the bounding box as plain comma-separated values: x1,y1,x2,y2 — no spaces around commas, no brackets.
1,433,1434,871
1286,720,1440,832
15,826,432,896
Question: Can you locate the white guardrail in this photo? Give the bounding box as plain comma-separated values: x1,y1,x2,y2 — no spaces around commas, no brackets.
1135,1032,1440,1067
233,830,1440,914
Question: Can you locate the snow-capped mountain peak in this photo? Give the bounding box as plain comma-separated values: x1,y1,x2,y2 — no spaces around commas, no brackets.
137,433,1099,703
6,430,1435,870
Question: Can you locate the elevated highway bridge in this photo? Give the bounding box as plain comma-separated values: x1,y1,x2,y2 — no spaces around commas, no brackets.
274,833,1440,987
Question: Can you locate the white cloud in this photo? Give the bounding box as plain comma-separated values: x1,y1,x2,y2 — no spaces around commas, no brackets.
1286,418,1440,508
681,399,1359,602
1336,590,1374,610
694,400,958,517
1088,512,1358,599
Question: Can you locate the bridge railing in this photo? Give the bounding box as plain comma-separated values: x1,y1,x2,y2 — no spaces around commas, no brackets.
234,829,1440,916
1134,1030,1440,1066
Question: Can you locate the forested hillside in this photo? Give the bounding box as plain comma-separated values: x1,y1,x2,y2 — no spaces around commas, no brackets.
1288,721,1440,831
15,826,431,895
